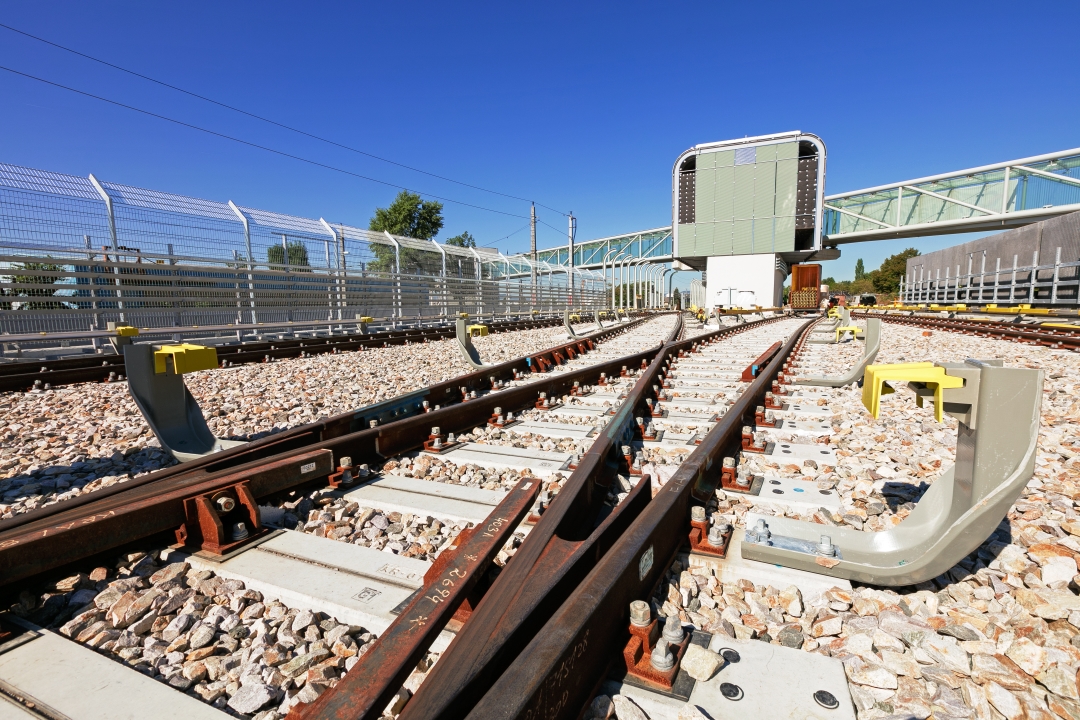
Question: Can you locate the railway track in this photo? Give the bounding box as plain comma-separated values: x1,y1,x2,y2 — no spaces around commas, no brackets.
0,310,809,717
1,307,1070,719
0,316,574,393
853,310,1080,350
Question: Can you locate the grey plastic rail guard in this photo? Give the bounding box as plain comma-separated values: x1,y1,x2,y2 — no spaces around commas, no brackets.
124,345,246,462
455,317,487,369
742,359,1044,586
795,318,882,388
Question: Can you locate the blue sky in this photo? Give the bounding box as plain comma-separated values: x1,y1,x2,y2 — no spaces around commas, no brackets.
1,1,1077,290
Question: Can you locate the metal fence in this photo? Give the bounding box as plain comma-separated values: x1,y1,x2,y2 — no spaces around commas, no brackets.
0,163,606,334
901,249,1080,305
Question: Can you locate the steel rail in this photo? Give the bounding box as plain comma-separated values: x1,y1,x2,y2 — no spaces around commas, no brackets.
463,318,814,720
0,317,569,392
399,316,791,720
0,317,650,537
0,318,671,584
290,319,692,720
852,312,1080,350
289,478,540,720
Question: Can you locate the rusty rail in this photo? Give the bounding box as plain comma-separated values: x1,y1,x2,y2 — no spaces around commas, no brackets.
852,312,1080,350
288,478,539,720
0,319,666,583
398,316,792,720
0,317,650,537
0,317,570,393
462,318,814,720
740,340,781,381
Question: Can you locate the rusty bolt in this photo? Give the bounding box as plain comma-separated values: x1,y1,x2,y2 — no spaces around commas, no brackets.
215,495,237,513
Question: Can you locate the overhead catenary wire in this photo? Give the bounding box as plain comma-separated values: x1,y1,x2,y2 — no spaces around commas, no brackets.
0,22,570,218
0,64,532,219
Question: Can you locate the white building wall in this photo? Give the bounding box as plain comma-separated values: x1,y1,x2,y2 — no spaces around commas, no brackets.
705,253,786,308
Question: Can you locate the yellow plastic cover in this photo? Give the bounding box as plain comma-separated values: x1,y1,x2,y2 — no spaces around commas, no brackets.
834,325,863,342
154,344,219,375
115,325,139,337
467,324,489,337
357,316,374,323
862,362,964,422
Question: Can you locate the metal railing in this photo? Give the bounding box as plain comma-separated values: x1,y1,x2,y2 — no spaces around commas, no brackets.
0,243,604,336
901,247,1080,305
0,162,607,338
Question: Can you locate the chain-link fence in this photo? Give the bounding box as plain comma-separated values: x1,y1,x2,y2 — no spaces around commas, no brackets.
0,163,606,335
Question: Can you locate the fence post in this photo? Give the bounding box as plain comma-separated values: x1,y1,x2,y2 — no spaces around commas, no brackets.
168,242,180,327
1052,247,1062,305
1010,255,1017,303
88,174,125,323
228,201,256,325
979,251,987,304
1029,251,1038,304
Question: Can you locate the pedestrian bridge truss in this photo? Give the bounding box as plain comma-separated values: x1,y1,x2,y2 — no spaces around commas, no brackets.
823,148,1080,244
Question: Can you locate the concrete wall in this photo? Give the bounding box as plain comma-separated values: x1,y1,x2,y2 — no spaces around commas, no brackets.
706,253,785,308
904,211,1080,303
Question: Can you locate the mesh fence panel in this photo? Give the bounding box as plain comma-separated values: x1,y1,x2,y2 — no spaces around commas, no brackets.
0,162,605,335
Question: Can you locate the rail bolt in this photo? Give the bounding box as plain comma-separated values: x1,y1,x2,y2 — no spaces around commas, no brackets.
650,638,674,671
213,494,237,514
629,600,651,627
432,427,441,436
339,456,353,469
662,615,685,644
230,522,249,541
817,535,836,557
690,506,706,523
708,521,730,546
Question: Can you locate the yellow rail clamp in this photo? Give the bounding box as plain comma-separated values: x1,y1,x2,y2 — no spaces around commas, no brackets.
357,316,374,323
862,362,964,422
115,325,139,337
467,324,489,337
569,314,581,322
458,312,470,319
154,344,219,375
834,325,863,342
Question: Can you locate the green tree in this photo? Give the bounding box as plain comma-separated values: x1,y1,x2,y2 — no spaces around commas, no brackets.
267,240,311,270
445,231,476,248
870,247,920,296
854,258,865,280
1,259,69,310
368,191,445,273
